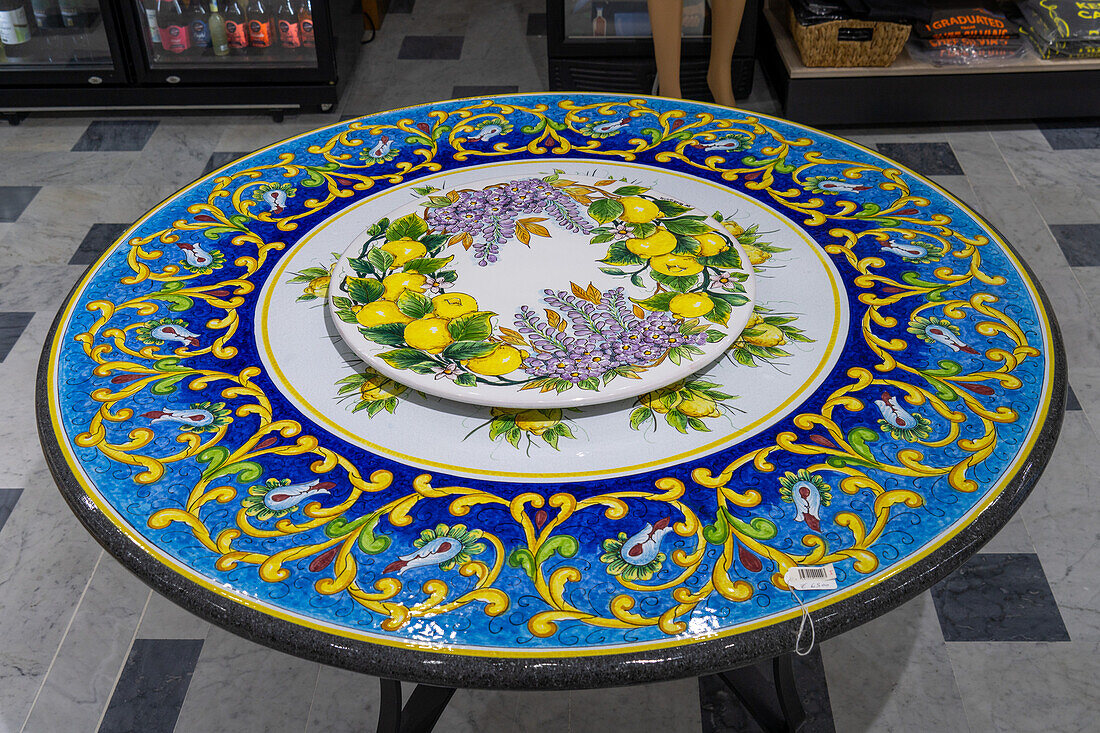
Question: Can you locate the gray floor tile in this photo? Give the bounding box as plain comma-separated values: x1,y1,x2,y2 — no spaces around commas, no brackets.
0,487,21,535
1029,184,1100,225
70,223,131,266
0,264,83,311
452,85,520,98
1050,223,1100,267
0,311,33,362
1037,119,1100,150
0,185,40,222
979,514,1035,554
398,35,464,60
0,118,95,152
1075,265,1100,325
931,553,1069,642
201,150,250,176
22,555,150,733
98,639,204,733
72,120,160,152
133,592,212,640
388,0,415,12
569,679,701,733
1020,411,1100,642
876,142,964,176
172,628,318,732
822,592,970,732
948,641,1099,733
1066,384,1082,411
304,667,377,733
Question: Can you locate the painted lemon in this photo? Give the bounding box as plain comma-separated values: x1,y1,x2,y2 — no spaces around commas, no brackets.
305,275,330,298
432,292,478,319
747,312,764,328
359,373,407,402
691,232,729,257
640,382,684,414
625,228,677,258
505,408,563,436
380,238,427,267
356,300,414,327
381,272,427,300
669,292,715,318
722,221,745,237
651,253,704,276
618,196,661,223
744,323,786,347
678,396,721,418
744,244,771,265
404,317,454,353
466,344,525,376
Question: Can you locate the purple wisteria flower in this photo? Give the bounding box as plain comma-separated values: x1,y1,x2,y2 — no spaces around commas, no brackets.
424,178,594,267
513,287,706,384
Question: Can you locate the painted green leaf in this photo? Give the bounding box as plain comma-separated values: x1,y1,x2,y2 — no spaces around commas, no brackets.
662,216,711,236
654,200,692,217
578,377,600,391
588,198,625,224
630,222,658,239
632,292,675,312
651,271,698,293
706,329,726,343
702,507,731,544
346,277,384,304
359,323,407,346
153,357,191,373
534,535,579,567
702,247,743,270
601,240,646,267
396,290,433,319
357,515,392,554
378,348,438,373
729,515,778,541
447,312,493,341
366,248,396,274
403,256,454,274
613,185,649,195
385,213,429,242
150,372,188,396
629,406,652,430
847,427,880,462
508,548,537,579
442,340,497,360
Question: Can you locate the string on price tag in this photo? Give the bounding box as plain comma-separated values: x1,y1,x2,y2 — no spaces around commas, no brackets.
782,564,836,656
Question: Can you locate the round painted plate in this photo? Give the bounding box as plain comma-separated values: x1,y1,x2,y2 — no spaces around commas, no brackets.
326,169,755,408
40,93,1064,690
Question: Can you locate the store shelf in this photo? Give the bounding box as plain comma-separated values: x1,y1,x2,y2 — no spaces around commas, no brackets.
760,0,1100,125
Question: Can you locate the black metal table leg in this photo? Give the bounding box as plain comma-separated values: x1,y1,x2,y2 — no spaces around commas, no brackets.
376,678,457,733
714,652,807,733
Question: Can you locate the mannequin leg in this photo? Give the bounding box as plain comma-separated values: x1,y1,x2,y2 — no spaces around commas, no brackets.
647,0,684,99
708,0,748,107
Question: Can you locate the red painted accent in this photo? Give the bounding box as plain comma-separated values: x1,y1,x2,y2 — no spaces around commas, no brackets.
309,547,338,572
627,543,644,557
804,513,821,532
653,516,670,530
383,559,407,574
738,544,763,572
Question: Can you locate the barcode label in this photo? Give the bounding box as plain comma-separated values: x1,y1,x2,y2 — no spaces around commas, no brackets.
784,564,837,591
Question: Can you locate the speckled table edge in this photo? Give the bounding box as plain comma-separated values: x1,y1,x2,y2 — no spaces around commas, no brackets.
34,116,1068,692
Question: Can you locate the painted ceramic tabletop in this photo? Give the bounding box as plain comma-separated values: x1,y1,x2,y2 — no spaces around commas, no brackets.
39,94,1064,689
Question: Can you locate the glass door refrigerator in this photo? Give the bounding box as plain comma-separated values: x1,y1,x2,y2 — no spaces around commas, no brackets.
547,0,759,101
1,0,362,122
0,0,131,91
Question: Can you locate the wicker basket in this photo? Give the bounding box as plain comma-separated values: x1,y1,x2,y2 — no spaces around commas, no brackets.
788,6,911,67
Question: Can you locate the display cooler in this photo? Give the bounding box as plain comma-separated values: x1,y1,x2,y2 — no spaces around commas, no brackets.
547,0,760,101
0,0,362,122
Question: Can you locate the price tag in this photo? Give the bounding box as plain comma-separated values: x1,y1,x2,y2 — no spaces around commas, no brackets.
784,564,837,591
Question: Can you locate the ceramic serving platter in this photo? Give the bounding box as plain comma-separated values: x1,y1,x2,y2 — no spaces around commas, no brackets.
40,94,1063,688
326,169,755,408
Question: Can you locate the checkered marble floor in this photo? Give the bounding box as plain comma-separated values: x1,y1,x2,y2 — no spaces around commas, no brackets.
2,1,1100,731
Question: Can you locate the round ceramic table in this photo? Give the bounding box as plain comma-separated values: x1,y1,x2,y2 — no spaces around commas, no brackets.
38,94,1065,730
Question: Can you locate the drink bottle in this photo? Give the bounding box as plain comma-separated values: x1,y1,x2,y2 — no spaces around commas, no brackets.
32,0,62,29
223,0,246,51
157,0,190,54
188,0,211,51
275,0,297,48
246,0,271,48
297,0,311,47
139,0,160,44
208,0,228,55
0,0,32,52
58,0,78,27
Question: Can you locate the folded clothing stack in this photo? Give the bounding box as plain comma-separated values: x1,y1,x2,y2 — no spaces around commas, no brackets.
909,2,1029,65
789,0,933,25
1016,0,1100,58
